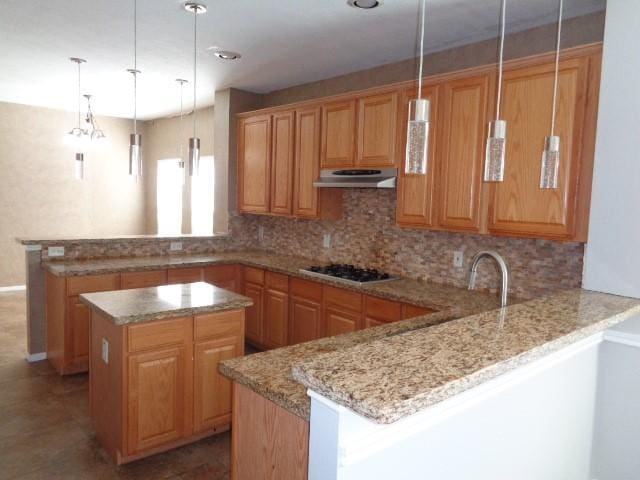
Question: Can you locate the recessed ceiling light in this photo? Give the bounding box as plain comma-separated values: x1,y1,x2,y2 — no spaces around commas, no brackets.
214,50,242,60
347,0,382,9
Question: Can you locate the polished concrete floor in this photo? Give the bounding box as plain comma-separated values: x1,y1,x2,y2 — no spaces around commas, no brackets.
0,291,231,480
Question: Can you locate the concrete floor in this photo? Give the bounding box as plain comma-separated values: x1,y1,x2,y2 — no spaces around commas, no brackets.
0,291,231,480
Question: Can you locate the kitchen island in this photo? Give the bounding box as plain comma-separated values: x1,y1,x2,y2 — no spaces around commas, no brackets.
80,282,252,465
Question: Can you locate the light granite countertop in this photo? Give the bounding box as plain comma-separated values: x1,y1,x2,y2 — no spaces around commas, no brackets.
291,289,640,424
80,282,253,325
18,234,229,246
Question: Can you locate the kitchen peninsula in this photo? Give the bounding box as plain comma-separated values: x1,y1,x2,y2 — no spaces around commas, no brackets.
80,281,252,464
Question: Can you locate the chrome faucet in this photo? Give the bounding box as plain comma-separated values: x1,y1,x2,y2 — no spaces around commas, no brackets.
468,250,509,308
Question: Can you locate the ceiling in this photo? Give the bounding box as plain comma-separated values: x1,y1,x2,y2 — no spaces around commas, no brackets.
0,0,605,120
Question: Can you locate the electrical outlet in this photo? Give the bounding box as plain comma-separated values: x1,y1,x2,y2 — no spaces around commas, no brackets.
101,338,109,364
170,241,183,251
47,246,65,257
453,250,464,268
258,226,264,242
323,234,332,248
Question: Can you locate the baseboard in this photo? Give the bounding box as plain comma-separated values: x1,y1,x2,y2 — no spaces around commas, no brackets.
26,352,47,362
0,285,26,292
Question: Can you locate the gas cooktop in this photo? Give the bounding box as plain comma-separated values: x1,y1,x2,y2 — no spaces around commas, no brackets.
300,264,396,286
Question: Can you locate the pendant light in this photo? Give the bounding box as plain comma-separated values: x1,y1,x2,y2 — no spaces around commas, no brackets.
484,0,508,182
82,94,106,140
405,0,430,175
128,0,142,177
184,2,207,177
176,78,188,186
68,57,86,179
540,0,563,189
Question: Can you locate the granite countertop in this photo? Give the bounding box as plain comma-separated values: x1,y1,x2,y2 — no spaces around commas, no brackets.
80,282,253,325
44,251,500,313
291,289,640,424
18,234,229,246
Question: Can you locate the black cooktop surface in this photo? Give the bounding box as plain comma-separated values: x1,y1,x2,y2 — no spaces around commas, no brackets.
305,264,391,283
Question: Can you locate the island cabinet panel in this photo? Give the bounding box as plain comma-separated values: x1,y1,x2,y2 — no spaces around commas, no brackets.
270,111,296,215
437,74,490,232
232,383,309,480
396,85,440,228
356,92,398,167
321,99,356,168
167,267,204,285
203,264,241,293
288,278,323,345
121,270,168,289
238,114,272,213
488,56,590,239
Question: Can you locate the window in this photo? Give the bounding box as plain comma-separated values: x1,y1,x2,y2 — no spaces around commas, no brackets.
191,155,214,235
156,159,183,235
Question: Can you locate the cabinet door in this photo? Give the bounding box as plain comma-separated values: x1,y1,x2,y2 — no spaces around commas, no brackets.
264,289,288,349
324,306,359,337
488,57,589,239
288,296,322,345
401,304,434,319
238,114,272,213
356,92,398,167
437,75,490,232
293,106,321,218
396,85,440,227
127,346,191,455
270,111,295,215
194,337,241,433
121,270,168,289
67,297,90,368
321,100,356,168
363,317,386,329
204,265,240,293
243,282,264,344
167,267,203,285
363,295,402,327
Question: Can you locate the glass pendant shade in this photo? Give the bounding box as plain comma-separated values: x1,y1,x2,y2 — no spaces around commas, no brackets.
540,135,560,189
75,153,84,180
188,137,200,176
484,119,507,182
129,133,142,177
405,98,430,175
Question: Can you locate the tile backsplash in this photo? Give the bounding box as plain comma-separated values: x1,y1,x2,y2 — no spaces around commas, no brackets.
231,189,584,299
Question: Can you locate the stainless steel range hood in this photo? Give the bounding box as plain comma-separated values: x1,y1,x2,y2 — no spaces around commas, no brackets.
313,168,397,188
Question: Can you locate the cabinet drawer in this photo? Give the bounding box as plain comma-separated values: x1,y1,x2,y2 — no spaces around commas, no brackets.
290,277,322,302
127,317,191,353
402,304,435,319
204,264,239,283
243,267,265,285
67,274,120,296
324,285,362,312
167,267,204,284
364,296,402,322
121,270,168,289
265,271,288,292
194,310,244,341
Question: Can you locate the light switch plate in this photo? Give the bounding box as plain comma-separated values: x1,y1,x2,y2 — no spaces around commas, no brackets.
47,246,65,257
101,338,109,364
323,234,332,248
170,241,183,251
453,251,464,268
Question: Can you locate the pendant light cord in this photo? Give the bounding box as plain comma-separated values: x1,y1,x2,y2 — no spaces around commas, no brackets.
77,62,82,129
495,0,506,121
193,7,198,138
550,0,563,136
417,0,426,100
133,0,138,136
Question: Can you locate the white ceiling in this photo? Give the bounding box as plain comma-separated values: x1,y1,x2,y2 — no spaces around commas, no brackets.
0,0,605,120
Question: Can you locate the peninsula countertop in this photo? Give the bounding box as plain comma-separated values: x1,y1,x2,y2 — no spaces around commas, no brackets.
80,282,253,325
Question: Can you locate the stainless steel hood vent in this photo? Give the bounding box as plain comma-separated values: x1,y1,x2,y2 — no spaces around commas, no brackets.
313,168,397,188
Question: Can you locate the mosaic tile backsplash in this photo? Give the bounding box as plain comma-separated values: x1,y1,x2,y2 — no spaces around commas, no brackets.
231,189,585,300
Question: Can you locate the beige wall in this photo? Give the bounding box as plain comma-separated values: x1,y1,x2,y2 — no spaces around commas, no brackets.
0,101,145,286
142,106,214,234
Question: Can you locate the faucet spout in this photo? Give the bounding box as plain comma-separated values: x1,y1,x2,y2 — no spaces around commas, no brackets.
468,250,509,308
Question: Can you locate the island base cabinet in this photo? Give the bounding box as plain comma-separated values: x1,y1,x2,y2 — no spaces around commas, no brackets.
232,383,309,480
89,309,245,465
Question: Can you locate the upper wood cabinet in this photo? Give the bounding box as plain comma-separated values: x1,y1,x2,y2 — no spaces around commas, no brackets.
293,106,322,217
321,100,356,168
487,56,591,240
238,114,272,213
396,85,440,228
270,112,295,215
356,92,398,167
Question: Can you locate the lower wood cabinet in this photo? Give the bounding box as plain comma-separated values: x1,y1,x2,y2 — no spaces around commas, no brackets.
167,267,204,285
264,285,289,349
204,264,241,293
323,285,362,336
243,281,264,345
289,278,323,345
121,270,168,289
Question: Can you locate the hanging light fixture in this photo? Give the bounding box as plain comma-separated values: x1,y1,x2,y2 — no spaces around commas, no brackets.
128,0,142,177
405,0,429,175
82,94,106,140
184,2,207,176
540,0,563,190
176,78,188,186
484,0,508,182
67,57,86,179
